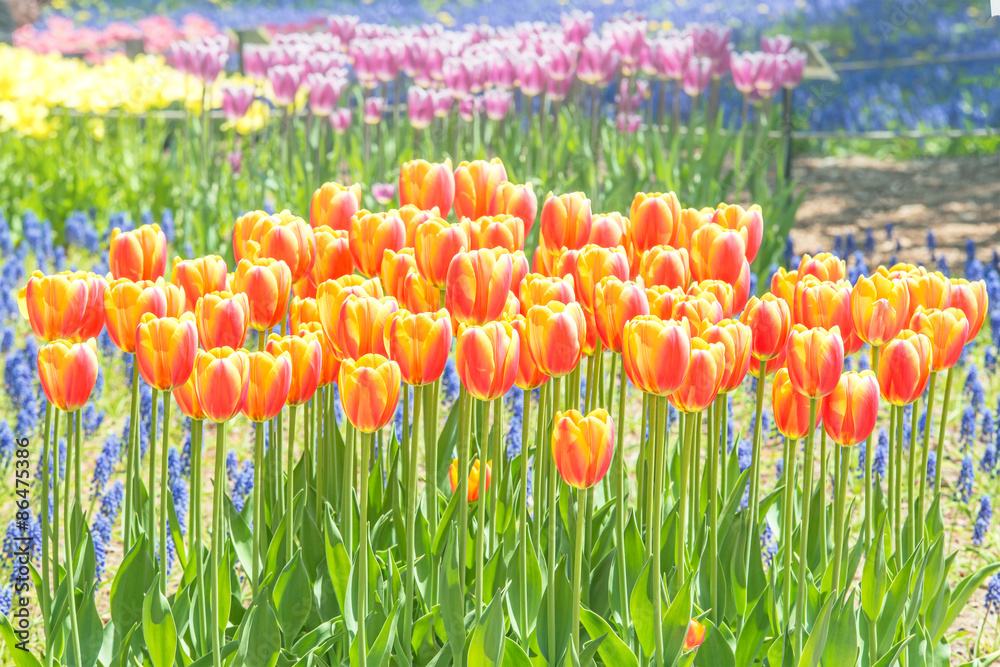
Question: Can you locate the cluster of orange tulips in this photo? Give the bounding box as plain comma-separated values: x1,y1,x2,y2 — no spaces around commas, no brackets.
14,155,993,666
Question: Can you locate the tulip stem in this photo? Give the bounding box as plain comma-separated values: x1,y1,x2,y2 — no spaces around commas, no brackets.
691,410,703,539
489,396,503,554
934,366,954,507
709,401,720,624
906,399,918,558
403,384,422,658
613,358,630,639
60,424,83,667
865,346,881,550
570,487,586,657
51,406,60,590
252,420,264,595
40,400,52,638
357,430,372,667
342,423,355,551
63,411,72,565
533,382,549,550
74,408,82,523
149,388,159,560
781,437,798,629
748,360,767,568
645,397,660,558
894,405,904,564
547,375,561,667
475,398,489,621
211,421,227,667
638,392,650,528
125,355,140,549
818,428,828,574
653,397,668,662
519,387,531,651
287,404,297,562
795,397,818,652
160,394,172,594
188,420,205,647
916,372,937,541
456,386,471,591
832,444,850,595
425,379,440,607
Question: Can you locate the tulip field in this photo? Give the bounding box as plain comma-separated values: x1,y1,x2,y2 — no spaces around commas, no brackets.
3,3,1000,667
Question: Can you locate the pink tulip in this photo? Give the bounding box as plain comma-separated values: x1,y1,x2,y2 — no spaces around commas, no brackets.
577,35,620,86
242,44,271,80
407,86,434,129
546,75,573,101
761,34,793,55
682,56,712,97
372,182,396,205
517,55,548,97
546,42,578,81
490,54,517,89
484,89,513,121
561,10,594,45
375,39,403,82
349,40,379,88
269,64,304,106
458,94,483,122
364,96,385,124
221,84,255,121
778,49,807,88
432,88,454,118
327,14,359,44
605,18,647,73
653,35,692,81
307,72,347,116
329,108,352,133
616,112,641,134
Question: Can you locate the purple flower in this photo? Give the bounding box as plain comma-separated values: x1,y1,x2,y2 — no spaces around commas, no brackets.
372,182,396,206
221,84,255,122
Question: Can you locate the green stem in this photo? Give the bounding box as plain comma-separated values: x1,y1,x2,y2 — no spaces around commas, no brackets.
916,372,937,540
653,397,668,662
425,379,440,607
894,405,903,564
519,389,531,650
547,375,562,667
40,400,51,635
832,445,850,595
456,387,471,591
475,397,489,622
287,404,296,562
342,422,355,551
796,397,818,652
403,384,422,657
676,410,689,582
489,396,502,554
159,395,171,594
533,382,549,550
906,399,918,558
638,392,650,528
720,395,729,498
74,408,82,522
865,346,881,550
252,421,264,595
709,401,720,623
190,420,205,650
211,421,226,667
63,411,72,563
357,431,372,667
149,388,159,560
51,406,60,590
645,396,660,554
571,488,586,656
819,428,828,574
781,437,798,628
614,356,630,636
748,360,767,555
934,366,954,503
60,427,82,665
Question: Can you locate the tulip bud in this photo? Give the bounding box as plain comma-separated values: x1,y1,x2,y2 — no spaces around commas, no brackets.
234,255,293,332
594,276,650,354
491,181,537,236
385,308,453,386
798,252,846,283
454,158,508,221
505,314,549,390
37,340,100,413
109,224,168,282
192,347,251,423
21,271,91,342
740,294,791,361
771,367,822,439
73,273,108,343
455,320,520,401
171,255,228,312
683,619,706,652
540,192,593,252
908,307,969,371
294,226,354,299
575,244,630,313
770,267,798,308
622,316,692,396
478,214,525,253
449,458,491,502
876,330,932,406
850,273,910,347
311,182,363,231
526,301,587,378
712,204,762,264
135,313,199,391
671,294,725,329
949,278,988,341
243,350,293,422
552,408,615,489
414,218,470,288
332,295,398,361
687,280,735,319
669,337,727,413
104,278,168,354
399,158,455,215
822,371,879,447
445,248,513,328
700,319,752,393
784,324,845,398
266,331,323,405
381,248,418,302
689,223,746,284
630,192,680,253
640,245,690,290
195,291,250,351
338,353,401,433
348,210,406,279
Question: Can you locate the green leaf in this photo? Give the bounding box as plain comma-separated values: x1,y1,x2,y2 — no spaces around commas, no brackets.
226,494,255,591
694,619,735,667
877,546,916,650
734,586,770,667
628,560,656,656
367,602,400,667
506,532,543,643
468,589,506,667
536,560,573,666
861,516,887,620
142,575,177,667
217,544,232,635
921,535,946,617
822,594,859,667
439,528,467,666
579,607,638,667
165,486,187,570
74,585,104,667
936,562,1000,644
797,593,834,667
274,549,313,641
110,534,154,633
432,489,462,557
0,613,43,667
237,601,281,667
662,574,694,666
501,638,532,667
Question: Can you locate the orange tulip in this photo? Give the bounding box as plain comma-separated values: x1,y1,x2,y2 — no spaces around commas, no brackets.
103,278,168,354
509,250,529,293
478,214,525,252
399,158,455,215
822,371,880,447
348,210,406,278
518,273,576,315
297,322,340,387
289,296,321,332
731,260,752,315
385,308,453,386
784,324,845,398
700,319,752,393
381,248,418,302
170,255,227,313
232,210,269,262
109,224,167,282
491,181,537,235
669,337,726,413
630,191,680,253
338,353,401,433
172,371,207,421
455,321,519,402
687,280,735,319
793,278,858,355
905,271,951,320
400,269,441,313
645,285,687,321
640,245,690,290
235,255,293,333
414,217,470,288
712,204,763,263
37,340,100,412
454,158,508,220
242,350,293,422
445,248,513,328
540,192,593,252
671,294,725,329
574,244,630,313
195,291,250,351
394,204,439,247
798,252,846,283
588,212,630,250
741,294,792,361
772,367,821,439
310,182,362,231
526,301,586,378
749,345,786,379
552,248,582,292
908,307,969,371
450,458,491,502
674,207,711,251
157,278,186,318
622,316,692,396
193,347,251,422
244,211,316,283
458,217,482,252
266,331,323,405
505,314,549,390
294,226,354,298
317,276,385,352
877,330,932,406
331,295,398,361
20,271,91,342
949,278,988,341
850,273,910,347
689,223,746,284
503,291,520,320
135,313,198,391
594,276,650,354
770,267,798,308
67,272,107,343
552,408,614,489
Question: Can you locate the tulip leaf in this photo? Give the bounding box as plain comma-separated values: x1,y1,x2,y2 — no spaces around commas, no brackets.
236,601,281,667
432,489,462,557
225,495,255,591
500,638,532,667
628,560,656,656
468,588,506,667
734,585,770,667
877,546,917,650
110,534,154,633
580,606,638,667
662,574,694,666
142,575,177,667
821,592,859,667
367,601,400,667
0,612,43,667
796,592,834,667
861,516,887,620
937,562,1000,644
505,531,542,642
439,529,467,666
693,619,735,667
324,511,352,614
165,486,187,570
536,559,573,666
274,549,312,641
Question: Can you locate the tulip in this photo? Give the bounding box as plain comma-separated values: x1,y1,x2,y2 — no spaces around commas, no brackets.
630,192,680,253
518,273,576,315
266,332,323,406
594,277,650,354
770,267,798,308
295,226,353,299
234,256,293,333
684,620,706,652
687,280,735,319
385,309,453,386
21,271,91,342
296,322,340,387
232,211,270,261
478,214,525,252
669,337,726,413
905,271,951,319
552,409,614,489
822,371,879,448
449,458,491,502
311,182,363,232
171,255,228,312
689,223,746,284
674,207,711,251
455,321,519,402
741,293,791,361
784,324,845,399
37,340,100,413
243,351,293,422
317,275,385,350
195,291,250,351
193,347,251,423
397,269,440,314
645,285,687,321
850,273,910,347
772,367,821,439
491,181,537,235
349,210,407,278
640,245,690,289
949,278,988,341
540,192,593,252
104,279,168,354
621,316,692,396
135,313,198,392
157,278,186,318
526,301,587,378
259,212,317,284
394,205,439,247
798,252,846,283
454,158,508,221
332,295,398,361
172,372,207,421
381,248,418,302
700,319,752,393
338,353,401,433
414,218,469,289
399,158,455,215
575,245,630,312
793,278,861,353
502,314,548,390
445,249,513,328
109,224,167,282
877,331,932,406
73,273,108,342
288,296,321,332
671,294,725,329
908,307,969,371
712,204,763,264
